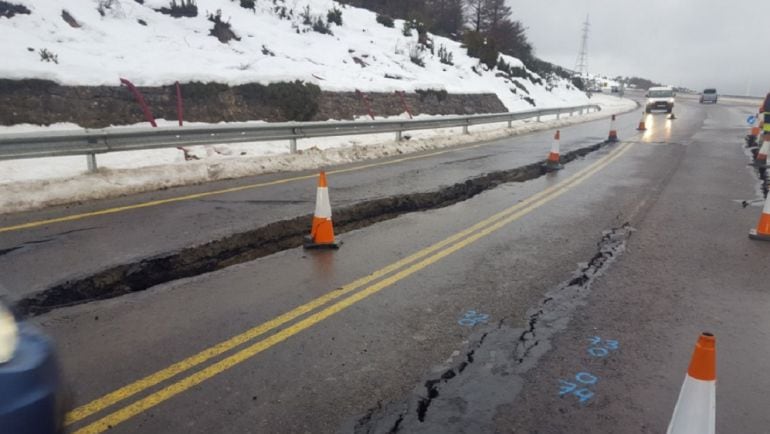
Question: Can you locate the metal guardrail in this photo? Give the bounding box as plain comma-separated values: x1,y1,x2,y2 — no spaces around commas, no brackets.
0,104,601,171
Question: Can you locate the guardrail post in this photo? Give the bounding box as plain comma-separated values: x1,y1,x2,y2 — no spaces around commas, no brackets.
289,127,298,153
508,119,512,128
556,112,560,120
463,119,470,135
537,114,541,122
395,130,402,141
86,153,97,172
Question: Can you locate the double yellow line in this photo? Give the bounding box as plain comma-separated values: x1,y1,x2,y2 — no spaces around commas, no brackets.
66,143,634,433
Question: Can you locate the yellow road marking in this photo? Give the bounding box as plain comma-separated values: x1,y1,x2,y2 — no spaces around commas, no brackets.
64,140,581,425
1,142,494,234
71,143,633,433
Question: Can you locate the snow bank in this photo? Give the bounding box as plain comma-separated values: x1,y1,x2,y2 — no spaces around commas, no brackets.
0,95,636,214
1,0,587,112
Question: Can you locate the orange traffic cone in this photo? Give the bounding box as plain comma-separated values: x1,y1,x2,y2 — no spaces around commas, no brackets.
304,171,339,249
545,130,562,171
637,111,647,131
667,332,716,434
749,191,770,241
608,114,618,142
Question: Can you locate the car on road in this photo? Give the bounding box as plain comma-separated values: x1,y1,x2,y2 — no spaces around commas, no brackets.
0,288,67,434
645,86,676,113
700,88,718,104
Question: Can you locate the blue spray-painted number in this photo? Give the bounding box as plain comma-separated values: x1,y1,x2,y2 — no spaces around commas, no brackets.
748,115,757,125
587,336,619,358
458,310,489,326
559,372,598,403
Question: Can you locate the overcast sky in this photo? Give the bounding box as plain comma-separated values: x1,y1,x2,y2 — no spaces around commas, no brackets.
511,0,767,95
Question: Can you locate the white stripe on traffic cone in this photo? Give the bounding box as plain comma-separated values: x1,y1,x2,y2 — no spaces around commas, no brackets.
667,332,716,434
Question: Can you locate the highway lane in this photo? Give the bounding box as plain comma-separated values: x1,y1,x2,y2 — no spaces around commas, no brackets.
498,96,770,433
0,101,637,300
42,141,646,434
26,94,767,433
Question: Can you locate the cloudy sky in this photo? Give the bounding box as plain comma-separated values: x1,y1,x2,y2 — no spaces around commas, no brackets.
512,0,766,95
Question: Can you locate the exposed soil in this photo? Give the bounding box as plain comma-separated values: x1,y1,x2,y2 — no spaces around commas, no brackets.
17,141,608,316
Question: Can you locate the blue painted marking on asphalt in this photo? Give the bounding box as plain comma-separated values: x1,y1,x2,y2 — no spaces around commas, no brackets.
573,388,594,403
575,372,598,385
558,380,577,396
556,337,620,404
748,115,757,125
458,310,489,326
588,347,608,357
558,372,598,403
587,336,619,357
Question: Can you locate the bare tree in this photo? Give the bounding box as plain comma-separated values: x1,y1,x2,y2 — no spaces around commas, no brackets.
482,0,511,35
465,0,484,32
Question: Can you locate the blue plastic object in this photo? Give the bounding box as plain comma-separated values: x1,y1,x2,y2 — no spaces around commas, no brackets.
0,323,63,434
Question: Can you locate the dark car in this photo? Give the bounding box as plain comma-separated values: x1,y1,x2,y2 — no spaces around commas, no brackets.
700,88,718,104
0,289,67,434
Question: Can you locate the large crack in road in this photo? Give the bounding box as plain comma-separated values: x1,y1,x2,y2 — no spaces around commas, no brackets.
349,224,635,434
17,140,612,316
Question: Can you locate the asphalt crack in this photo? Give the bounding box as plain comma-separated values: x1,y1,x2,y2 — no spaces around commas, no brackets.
351,223,634,434
17,141,612,316
744,134,768,196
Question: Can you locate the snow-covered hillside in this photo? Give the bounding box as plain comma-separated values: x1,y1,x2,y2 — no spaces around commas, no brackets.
1,0,588,112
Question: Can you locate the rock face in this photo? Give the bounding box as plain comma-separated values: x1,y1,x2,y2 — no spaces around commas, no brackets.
0,79,507,129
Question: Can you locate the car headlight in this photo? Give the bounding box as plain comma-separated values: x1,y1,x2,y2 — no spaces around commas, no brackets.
668,98,674,103
0,302,19,363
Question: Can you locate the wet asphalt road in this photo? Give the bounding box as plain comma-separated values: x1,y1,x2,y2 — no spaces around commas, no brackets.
21,93,770,433
0,103,634,299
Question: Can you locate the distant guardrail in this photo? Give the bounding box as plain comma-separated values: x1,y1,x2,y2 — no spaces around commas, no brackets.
0,104,601,172
721,94,763,100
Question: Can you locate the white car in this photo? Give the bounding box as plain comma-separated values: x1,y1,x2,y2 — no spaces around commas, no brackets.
645,86,675,113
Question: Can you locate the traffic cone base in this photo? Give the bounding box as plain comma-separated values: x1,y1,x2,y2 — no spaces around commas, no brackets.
749,228,770,241
607,115,618,142
749,195,770,241
637,121,646,131
667,333,716,434
304,171,339,249
545,151,563,171
304,237,340,249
